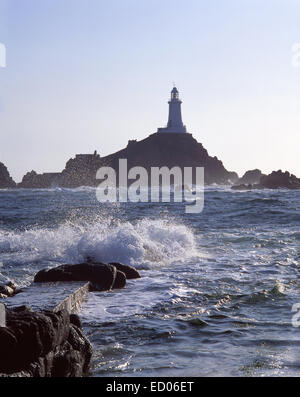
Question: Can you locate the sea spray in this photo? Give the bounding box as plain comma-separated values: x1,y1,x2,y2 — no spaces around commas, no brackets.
0,218,198,269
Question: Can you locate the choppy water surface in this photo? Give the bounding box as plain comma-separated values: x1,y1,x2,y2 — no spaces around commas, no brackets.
0,187,299,376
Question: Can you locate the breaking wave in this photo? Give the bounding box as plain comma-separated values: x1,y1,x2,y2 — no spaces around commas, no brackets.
0,218,198,268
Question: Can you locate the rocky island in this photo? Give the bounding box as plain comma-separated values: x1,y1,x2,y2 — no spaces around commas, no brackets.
8,87,239,188
232,170,300,190
1,88,300,190
13,133,238,189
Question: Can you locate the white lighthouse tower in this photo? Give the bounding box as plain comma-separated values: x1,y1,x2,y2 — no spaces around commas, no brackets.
157,86,187,134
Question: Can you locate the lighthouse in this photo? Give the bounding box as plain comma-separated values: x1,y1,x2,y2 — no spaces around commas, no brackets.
157,86,187,134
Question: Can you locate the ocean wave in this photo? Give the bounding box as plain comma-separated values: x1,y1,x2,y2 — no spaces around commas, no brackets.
0,218,198,268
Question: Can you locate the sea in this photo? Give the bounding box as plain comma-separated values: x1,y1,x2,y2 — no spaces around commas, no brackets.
0,186,299,377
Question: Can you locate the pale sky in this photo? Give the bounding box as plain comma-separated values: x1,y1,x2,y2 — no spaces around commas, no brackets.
0,0,300,182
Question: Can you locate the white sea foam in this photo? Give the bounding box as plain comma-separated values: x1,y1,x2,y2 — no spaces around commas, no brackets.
0,218,198,268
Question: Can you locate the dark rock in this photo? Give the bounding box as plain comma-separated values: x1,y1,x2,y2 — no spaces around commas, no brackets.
70,313,82,329
0,162,16,188
109,262,141,279
89,133,239,186
112,270,126,289
67,324,93,374
235,169,266,185
15,132,240,188
42,309,70,347
260,170,300,189
52,341,77,377
0,285,14,297
231,170,300,190
0,306,92,377
43,134,239,188
0,327,18,360
0,281,18,298
6,281,17,290
34,263,118,291
5,308,56,369
17,171,61,189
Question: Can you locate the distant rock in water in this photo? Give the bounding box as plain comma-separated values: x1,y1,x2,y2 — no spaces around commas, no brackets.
260,170,300,189
58,133,238,187
236,169,266,185
0,162,16,188
18,170,61,188
232,170,300,190
18,135,238,188
58,151,101,188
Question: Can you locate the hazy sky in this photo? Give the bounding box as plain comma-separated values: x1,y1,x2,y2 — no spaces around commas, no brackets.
0,0,300,182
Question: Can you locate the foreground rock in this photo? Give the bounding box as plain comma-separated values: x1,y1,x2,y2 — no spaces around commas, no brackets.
109,262,141,280
0,162,16,188
232,170,300,190
0,306,92,377
34,262,141,291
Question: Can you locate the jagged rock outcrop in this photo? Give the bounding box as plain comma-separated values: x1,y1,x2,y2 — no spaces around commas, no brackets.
58,152,101,188
18,171,60,189
17,134,238,188
260,170,300,189
0,306,92,377
0,162,16,188
34,262,141,291
236,169,266,185
232,170,300,190
59,133,238,187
